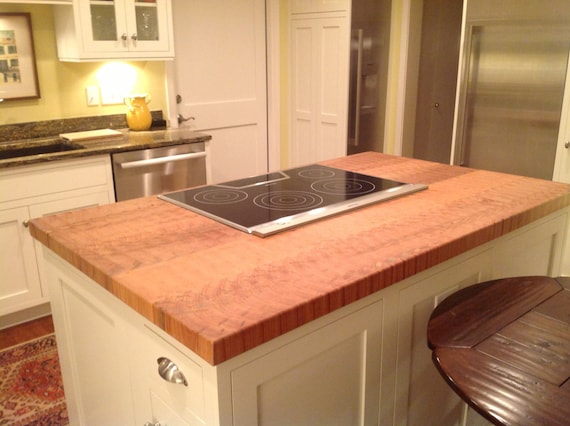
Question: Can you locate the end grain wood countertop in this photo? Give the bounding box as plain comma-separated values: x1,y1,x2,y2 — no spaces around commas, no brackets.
28,152,570,365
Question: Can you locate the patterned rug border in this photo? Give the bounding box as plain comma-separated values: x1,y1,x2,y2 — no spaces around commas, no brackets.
0,333,56,354
0,332,69,425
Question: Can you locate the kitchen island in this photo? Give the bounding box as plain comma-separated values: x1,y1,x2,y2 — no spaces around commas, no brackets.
29,152,570,425
0,127,211,326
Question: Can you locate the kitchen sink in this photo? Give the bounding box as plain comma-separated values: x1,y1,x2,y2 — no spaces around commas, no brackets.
0,141,85,160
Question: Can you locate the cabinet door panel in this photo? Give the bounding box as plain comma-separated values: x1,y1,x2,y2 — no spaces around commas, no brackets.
78,0,129,53
492,213,567,278
127,0,171,52
0,207,42,315
394,250,493,426
231,300,383,425
53,276,134,425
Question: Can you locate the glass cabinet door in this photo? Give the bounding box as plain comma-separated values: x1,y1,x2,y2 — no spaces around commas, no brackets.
73,0,171,57
134,0,159,41
90,0,118,41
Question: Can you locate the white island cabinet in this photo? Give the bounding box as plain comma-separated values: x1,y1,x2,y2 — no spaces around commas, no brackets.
0,156,115,326
53,0,173,61
42,207,568,426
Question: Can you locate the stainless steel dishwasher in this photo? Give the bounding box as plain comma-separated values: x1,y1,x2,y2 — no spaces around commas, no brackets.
112,142,207,201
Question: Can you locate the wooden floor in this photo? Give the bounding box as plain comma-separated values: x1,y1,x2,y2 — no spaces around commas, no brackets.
0,315,54,350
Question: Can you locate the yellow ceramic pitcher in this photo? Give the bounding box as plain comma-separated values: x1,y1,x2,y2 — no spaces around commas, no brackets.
125,94,152,131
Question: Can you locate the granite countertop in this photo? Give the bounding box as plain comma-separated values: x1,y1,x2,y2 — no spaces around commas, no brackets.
0,127,212,169
28,152,570,365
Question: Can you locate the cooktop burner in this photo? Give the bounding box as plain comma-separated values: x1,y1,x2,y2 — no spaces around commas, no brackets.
159,164,427,237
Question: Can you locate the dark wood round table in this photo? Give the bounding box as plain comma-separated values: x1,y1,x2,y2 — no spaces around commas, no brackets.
427,276,570,426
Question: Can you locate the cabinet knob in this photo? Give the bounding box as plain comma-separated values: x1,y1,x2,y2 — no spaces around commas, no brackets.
565,141,569,149
144,422,162,426
121,33,128,41
23,220,29,228
157,357,188,386
131,33,138,41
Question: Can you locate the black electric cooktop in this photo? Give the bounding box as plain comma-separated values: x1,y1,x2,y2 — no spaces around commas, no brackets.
158,164,427,237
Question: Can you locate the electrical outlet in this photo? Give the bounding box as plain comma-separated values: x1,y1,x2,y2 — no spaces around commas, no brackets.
85,86,100,106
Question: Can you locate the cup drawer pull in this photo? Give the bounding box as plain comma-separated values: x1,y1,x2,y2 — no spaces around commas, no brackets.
157,357,188,386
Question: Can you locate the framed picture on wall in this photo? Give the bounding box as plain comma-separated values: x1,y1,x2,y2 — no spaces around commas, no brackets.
0,13,40,101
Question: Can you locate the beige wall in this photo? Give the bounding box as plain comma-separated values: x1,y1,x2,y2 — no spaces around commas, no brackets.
0,3,168,126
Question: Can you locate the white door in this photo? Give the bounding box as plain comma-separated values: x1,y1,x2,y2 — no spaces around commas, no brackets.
289,14,350,167
553,53,570,184
166,0,268,183
0,206,42,316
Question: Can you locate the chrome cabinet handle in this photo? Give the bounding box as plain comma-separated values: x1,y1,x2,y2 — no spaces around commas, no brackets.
119,151,206,169
157,357,188,386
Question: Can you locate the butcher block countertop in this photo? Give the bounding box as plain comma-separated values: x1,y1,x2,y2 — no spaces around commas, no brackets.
28,152,570,365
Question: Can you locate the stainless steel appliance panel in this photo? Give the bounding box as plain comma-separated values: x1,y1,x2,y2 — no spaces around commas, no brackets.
456,22,570,179
112,143,207,201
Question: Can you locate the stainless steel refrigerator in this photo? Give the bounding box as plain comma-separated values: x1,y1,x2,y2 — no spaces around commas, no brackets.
454,19,570,180
347,0,391,155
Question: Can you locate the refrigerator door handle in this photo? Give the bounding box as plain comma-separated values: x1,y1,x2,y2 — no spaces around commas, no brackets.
350,29,364,147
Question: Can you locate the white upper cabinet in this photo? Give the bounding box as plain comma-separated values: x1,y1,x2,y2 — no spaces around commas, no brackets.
53,0,174,61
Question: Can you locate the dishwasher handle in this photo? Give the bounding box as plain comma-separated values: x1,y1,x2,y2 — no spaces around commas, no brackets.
119,151,206,169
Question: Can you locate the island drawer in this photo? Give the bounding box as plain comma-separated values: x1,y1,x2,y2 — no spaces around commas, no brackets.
128,321,206,426
0,155,113,202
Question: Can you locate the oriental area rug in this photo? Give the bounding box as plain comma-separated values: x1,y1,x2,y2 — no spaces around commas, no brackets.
0,334,69,425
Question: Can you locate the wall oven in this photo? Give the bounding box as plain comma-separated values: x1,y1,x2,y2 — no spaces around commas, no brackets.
112,142,207,201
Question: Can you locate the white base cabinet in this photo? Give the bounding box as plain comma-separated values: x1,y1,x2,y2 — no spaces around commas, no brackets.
0,156,115,325
230,299,383,425
43,208,568,425
386,210,568,426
